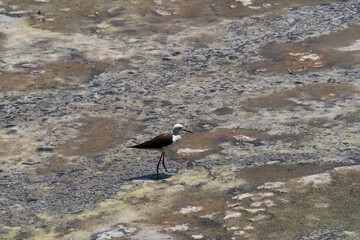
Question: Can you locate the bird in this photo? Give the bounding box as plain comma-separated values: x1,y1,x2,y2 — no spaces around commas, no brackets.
130,123,192,179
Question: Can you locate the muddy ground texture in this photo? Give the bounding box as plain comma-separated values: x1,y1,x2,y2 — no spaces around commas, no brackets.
1,0,360,239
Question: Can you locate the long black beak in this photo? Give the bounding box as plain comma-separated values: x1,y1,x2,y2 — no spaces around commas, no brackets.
183,129,193,133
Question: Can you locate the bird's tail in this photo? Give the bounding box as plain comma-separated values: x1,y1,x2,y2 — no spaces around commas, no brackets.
128,145,139,148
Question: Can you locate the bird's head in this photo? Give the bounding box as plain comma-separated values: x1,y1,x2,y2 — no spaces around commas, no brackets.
173,123,192,135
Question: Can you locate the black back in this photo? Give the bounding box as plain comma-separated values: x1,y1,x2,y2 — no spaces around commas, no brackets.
130,133,173,149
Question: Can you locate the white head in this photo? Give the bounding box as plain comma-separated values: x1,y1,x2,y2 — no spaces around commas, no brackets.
172,123,192,135
172,123,184,136
171,124,192,143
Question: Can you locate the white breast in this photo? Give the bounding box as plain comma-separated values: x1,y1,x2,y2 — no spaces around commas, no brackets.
172,134,181,143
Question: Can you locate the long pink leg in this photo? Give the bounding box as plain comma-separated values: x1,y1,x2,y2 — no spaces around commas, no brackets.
156,153,163,179
161,152,167,172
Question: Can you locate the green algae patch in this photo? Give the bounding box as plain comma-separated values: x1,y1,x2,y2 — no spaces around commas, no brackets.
4,163,360,239
3,166,246,239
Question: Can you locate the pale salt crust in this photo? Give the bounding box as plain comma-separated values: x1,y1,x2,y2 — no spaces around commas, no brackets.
333,165,360,171
257,182,285,189
96,230,125,239
179,206,203,214
236,0,252,6
234,206,265,213
232,193,254,200
300,54,320,61
200,212,218,219
297,173,332,186
96,225,136,240
289,52,320,61
59,8,71,12
166,224,189,231
227,226,239,230
250,199,274,207
177,148,210,154
256,192,274,198
227,203,239,208
338,39,360,51
234,230,246,235
244,225,255,230
314,202,329,208
191,234,204,239
9,10,28,15
30,70,46,75
233,134,257,142
153,9,172,16
250,214,268,222
224,211,241,219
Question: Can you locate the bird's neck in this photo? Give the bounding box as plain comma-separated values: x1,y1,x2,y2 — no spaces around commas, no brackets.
172,134,181,143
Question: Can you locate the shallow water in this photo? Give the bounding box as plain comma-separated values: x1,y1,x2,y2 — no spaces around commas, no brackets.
1,0,360,239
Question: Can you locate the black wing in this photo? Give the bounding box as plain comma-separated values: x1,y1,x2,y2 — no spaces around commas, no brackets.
130,133,173,149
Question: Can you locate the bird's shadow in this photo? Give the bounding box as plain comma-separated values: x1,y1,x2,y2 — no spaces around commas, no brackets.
128,173,172,181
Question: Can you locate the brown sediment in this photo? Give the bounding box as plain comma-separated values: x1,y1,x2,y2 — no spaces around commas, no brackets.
0,61,90,92
58,116,139,157
252,167,360,239
183,34,217,49
176,127,302,160
0,32,5,49
248,26,360,74
243,83,356,109
8,163,360,239
36,155,70,175
0,59,131,92
138,164,360,240
4,0,334,34
239,161,339,184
